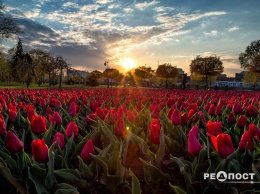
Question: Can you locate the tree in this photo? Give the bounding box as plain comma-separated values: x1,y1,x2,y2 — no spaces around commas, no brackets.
134,66,154,87
29,49,51,86
11,38,35,87
190,55,223,87
87,70,102,86
103,68,119,88
243,71,260,90
239,40,260,74
155,63,178,88
0,1,21,42
0,51,11,81
55,56,68,89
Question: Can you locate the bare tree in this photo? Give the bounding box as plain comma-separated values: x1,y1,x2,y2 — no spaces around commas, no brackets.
0,1,21,42
55,56,69,89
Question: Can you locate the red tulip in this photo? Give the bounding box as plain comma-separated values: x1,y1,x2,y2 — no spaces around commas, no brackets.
188,129,202,156
227,111,235,125
6,131,24,153
46,105,52,116
52,112,62,125
81,139,95,161
170,109,181,125
85,113,96,125
150,119,160,129
208,133,235,158
40,98,46,108
236,115,247,129
117,107,125,118
215,105,222,116
69,102,77,117
233,103,242,114
248,124,260,138
150,123,160,144
208,104,215,116
26,105,35,122
9,109,17,123
31,139,49,163
207,121,222,136
115,118,127,137
246,105,258,117
65,122,79,138
105,109,117,125
126,110,136,122
0,118,6,135
30,115,47,135
190,125,199,138
52,132,65,149
167,98,175,108
181,112,188,125
95,108,105,120
187,109,196,122
34,97,40,106
239,130,254,151
151,105,160,119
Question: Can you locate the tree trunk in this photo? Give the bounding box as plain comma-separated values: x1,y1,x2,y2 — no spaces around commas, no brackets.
165,78,168,88
59,68,62,89
49,71,51,86
205,74,208,89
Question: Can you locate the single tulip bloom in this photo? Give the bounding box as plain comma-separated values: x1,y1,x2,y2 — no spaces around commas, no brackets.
65,122,79,138
6,131,24,153
9,109,17,123
170,109,181,126
215,105,222,116
150,119,160,129
0,118,6,135
207,121,222,136
150,123,160,144
208,104,216,116
246,105,258,117
31,139,49,163
190,125,199,138
233,103,242,114
248,124,260,138
239,130,254,151
188,130,202,156
115,118,127,137
95,108,105,120
34,97,41,106
236,115,247,129
69,102,77,117
105,109,117,125
126,110,136,122
85,113,96,125
52,112,62,125
227,111,235,125
181,112,188,125
187,109,196,122
52,132,65,149
30,115,47,135
26,105,35,122
81,139,95,161
151,105,160,119
208,133,235,158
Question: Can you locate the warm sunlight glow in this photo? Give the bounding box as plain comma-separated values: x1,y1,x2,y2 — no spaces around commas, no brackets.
122,58,135,70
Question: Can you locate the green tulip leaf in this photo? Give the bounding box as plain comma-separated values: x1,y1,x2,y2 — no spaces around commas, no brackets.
45,151,56,190
129,169,142,194
0,151,17,172
28,165,49,194
155,127,165,168
169,182,187,194
0,162,27,194
78,156,93,181
108,140,119,175
55,189,79,194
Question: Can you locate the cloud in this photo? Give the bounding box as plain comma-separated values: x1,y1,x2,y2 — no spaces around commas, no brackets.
24,8,41,18
228,26,239,32
203,30,218,37
135,0,159,10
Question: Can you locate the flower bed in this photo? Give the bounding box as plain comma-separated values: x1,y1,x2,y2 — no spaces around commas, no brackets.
0,88,260,194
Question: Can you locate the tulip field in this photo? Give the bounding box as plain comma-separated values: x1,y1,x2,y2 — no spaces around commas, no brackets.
0,88,260,194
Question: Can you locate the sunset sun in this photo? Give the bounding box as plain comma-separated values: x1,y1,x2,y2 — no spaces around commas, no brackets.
122,58,135,70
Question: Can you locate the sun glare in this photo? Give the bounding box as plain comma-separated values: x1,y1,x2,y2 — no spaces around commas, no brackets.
122,58,135,70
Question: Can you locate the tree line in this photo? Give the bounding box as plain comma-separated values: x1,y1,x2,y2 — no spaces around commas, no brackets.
0,0,259,89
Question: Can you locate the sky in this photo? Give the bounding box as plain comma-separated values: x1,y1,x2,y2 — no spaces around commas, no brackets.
2,0,260,76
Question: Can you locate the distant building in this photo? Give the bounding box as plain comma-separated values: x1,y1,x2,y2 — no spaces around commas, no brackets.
177,68,185,82
217,74,235,81
66,69,90,78
235,71,247,82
